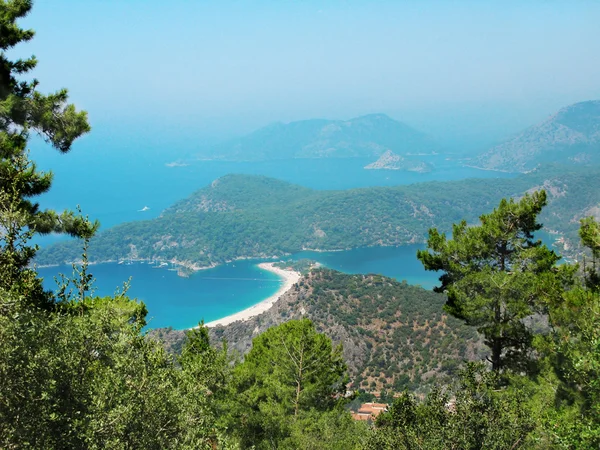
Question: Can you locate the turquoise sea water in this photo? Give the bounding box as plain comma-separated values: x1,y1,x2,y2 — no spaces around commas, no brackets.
38,245,439,330
289,245,437,289
31,139,515,329
30,142,514,246
38,259,284,329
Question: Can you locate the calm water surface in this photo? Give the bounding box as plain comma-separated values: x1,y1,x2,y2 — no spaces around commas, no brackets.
32,142,513,329
38,245,439,329
39,259,283,330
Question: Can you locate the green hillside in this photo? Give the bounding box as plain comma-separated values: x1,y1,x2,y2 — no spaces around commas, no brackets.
154,268,484,393
36,165,600,267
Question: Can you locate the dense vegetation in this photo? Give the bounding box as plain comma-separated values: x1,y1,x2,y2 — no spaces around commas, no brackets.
36,164,600,268
5,2,600,448
160,268,484,393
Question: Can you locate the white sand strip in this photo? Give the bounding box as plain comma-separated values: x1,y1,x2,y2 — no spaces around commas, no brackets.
203,262,300,328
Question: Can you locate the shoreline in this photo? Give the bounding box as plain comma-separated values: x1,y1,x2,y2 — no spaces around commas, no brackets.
203,262,301,328
35,258,218,273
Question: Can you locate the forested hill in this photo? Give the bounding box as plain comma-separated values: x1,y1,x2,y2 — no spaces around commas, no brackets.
200,113,439,160
152,268,485,393
36,165,600,267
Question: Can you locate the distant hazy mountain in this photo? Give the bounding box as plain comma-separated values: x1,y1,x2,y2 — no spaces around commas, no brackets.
200,114,439,161
474,100,600,172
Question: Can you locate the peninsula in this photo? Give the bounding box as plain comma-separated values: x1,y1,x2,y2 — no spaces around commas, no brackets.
35,166,600,269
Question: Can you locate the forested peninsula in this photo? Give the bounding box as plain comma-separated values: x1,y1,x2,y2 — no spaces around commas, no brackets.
153,268,484,394
36,165,600,268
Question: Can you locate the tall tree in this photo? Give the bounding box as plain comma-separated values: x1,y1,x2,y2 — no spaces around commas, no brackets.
580,216,600,291
417,191,564,372
0,0,94,302
227,319,348,448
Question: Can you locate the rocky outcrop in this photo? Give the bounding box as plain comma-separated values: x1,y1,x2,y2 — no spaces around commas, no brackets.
365,150,433,172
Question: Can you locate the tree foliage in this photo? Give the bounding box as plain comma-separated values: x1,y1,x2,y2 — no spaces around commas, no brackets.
542,217,600,448
368,363,536,449
417,191,566,372
0,0,96,303
225,319,349,448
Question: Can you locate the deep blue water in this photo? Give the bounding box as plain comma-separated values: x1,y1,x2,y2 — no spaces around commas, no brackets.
289,245,437,288
38,245,439,330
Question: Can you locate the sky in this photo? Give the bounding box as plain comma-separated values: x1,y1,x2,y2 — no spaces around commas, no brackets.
14,0,600,152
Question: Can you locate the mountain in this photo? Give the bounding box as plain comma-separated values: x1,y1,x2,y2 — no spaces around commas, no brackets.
364,150,433,172
151,268,485,394
474,100,600,172
35,166,600,268
201,114,439,161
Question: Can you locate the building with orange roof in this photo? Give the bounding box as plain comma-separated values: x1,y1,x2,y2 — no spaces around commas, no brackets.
351,402,388,421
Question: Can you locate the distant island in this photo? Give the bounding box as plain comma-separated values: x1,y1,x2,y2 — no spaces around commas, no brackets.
35,165,600,269
364,150,433,172
165,161,189,167
198,113,440,161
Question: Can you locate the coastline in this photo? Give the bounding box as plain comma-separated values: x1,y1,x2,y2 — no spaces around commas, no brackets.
35,258,218,273
203,262,301,328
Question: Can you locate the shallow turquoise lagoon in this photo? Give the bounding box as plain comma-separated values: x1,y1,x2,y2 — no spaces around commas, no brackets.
38,245,439,330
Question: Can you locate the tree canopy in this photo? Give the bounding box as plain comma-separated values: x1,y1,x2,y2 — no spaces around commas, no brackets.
225,319,349,448
0,0,96,303
417,191,566,372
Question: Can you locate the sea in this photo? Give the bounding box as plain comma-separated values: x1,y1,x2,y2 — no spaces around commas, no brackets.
38,245,438,329
32,138,517,329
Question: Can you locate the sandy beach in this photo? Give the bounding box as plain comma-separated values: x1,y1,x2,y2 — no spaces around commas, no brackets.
203,262,301,328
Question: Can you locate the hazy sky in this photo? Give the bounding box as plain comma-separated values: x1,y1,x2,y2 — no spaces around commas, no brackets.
17,0,600,150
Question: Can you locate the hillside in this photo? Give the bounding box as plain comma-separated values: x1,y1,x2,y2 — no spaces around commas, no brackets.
201,113,439,161
474,100,600,172
35,166,600,268
151,268,484,393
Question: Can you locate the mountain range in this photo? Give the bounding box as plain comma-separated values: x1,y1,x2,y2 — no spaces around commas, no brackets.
199,101,600,173
474,100,600,172
199,113,440,161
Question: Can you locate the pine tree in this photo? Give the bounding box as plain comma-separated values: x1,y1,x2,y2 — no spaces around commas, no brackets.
417,191,564,372
227,319,349,448
0,0,95,302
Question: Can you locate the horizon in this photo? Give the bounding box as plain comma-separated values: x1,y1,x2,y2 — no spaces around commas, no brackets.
15,1,600,154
